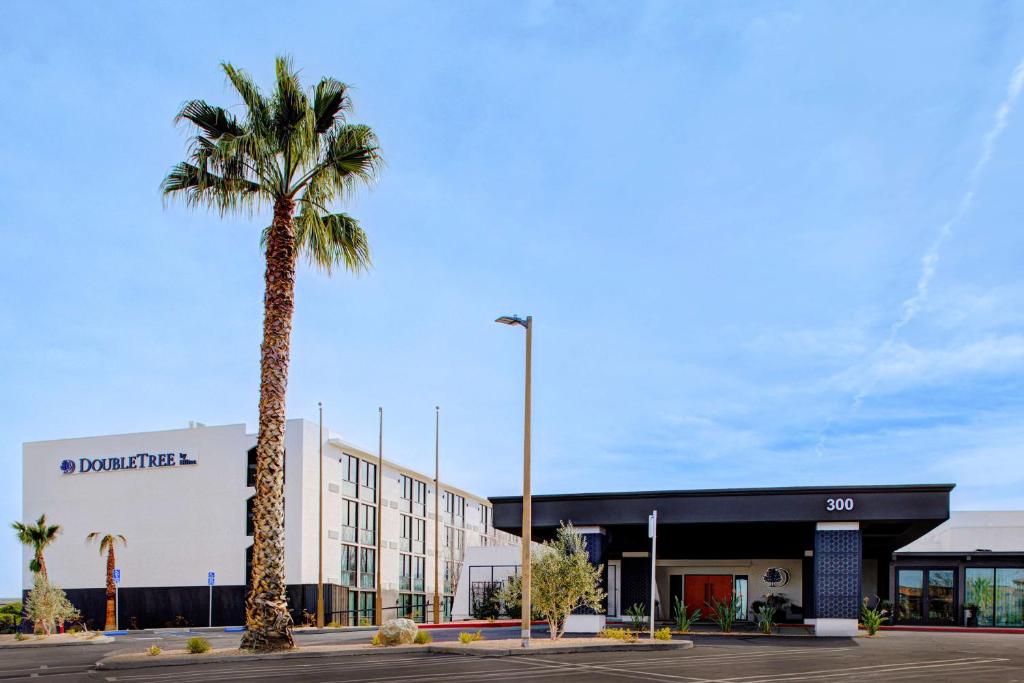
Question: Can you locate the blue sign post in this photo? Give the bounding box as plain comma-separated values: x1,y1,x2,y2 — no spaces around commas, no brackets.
207,572,215,627
113,569,121,630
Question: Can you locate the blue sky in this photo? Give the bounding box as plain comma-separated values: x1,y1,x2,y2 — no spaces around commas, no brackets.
2,1,1024,596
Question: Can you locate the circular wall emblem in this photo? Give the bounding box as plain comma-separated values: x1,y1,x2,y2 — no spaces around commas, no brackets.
762,567,790,587
60,459,76,474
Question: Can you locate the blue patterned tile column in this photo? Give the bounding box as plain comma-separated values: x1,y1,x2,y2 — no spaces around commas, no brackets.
814,523,861,637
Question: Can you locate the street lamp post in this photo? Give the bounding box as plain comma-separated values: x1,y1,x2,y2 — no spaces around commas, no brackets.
495,314,532,649
317,402,324,629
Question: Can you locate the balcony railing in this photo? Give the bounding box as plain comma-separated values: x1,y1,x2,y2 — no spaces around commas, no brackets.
359,529,375,545
359,572,375,589
413,578,425,592
399,576,411,590
400,538,412,552
340,570,355,587
341,526,356,543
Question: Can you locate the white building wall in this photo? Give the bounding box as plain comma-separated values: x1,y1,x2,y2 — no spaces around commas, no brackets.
22,423,254,591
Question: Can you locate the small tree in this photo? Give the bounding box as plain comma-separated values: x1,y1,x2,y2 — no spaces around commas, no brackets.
501,523,604,640
25,575,79,635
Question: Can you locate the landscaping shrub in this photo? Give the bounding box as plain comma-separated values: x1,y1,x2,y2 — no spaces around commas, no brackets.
625,603,647,633
672,596,700,632
14,632,26,641
414,630,432,644
186,636,211,654
707,595,742,632
458,630,484,644
654,627,672,641
371,632,383,646
147,645,161,656
755,605,776,634
25,575,79,635
0,602,23,634
599,627,636,643
860,597,889,636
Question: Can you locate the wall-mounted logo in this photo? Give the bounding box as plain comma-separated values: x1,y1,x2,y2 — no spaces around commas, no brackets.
762,567,790,587
60,452,198,475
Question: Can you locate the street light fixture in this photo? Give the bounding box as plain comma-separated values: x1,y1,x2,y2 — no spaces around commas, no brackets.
495,314,532,649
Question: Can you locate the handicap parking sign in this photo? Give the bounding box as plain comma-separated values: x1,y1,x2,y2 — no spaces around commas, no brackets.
208,571,215,586
113,569,121,584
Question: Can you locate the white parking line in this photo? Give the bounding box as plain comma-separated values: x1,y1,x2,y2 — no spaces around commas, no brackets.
711,657,1011,683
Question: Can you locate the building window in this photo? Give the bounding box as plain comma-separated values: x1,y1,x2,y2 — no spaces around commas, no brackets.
342,454,358,497
413,556,425,592
401,475,414,513
896,568,955,625
360,461,377,502
454,495,465,526
444,561,459,594
245,496,255,536
400,554,413,590
359,503,376,545
414,518,426,554
342,499,358,543
400,514,413,552
359,548,376,589
246,447,257,487
413,480,427,517
967,567,1024,627
358,592,375,625
340,545,357,587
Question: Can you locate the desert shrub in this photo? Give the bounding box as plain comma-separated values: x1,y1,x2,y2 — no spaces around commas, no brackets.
326,620,342,628
147,644,161,656
414,630,432,644
371,632,383,646
186,636,211,654
458,630,484,644
860,597,889,636
14,632,27,641
625,603,647,633
654,627,672,641
755,605,776,634
672,596,701,632
599,627,636,642
707,595,742,632
25,575,79,635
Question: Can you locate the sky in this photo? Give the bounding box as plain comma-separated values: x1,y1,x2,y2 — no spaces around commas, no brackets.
2,1,1024,597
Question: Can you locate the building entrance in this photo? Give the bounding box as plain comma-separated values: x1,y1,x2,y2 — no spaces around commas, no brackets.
677,574,733,619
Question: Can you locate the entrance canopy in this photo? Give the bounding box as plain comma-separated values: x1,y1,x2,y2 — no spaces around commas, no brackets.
490,484,953,558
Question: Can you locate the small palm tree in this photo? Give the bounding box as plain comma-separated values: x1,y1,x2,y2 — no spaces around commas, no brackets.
162,56,381,652
12,515,61,578
87,533,126,631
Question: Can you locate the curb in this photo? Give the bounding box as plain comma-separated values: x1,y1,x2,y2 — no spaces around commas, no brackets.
96,640,694,670
430,640,694,657
0,635,114,650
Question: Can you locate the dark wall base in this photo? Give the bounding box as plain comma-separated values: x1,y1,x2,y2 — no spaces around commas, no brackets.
22,584,346,631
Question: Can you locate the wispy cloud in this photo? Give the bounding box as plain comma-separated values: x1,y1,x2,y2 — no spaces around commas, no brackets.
816,58,1024,454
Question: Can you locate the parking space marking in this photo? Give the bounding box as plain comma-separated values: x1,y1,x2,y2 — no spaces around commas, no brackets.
711,656,1011,683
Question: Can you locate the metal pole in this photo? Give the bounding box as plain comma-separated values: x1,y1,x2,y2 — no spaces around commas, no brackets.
649,509,657,638
317,402,325,628
115,584,118,631
433,406,441,624
208,584,212,628
521,316,532,648
375,407,383,626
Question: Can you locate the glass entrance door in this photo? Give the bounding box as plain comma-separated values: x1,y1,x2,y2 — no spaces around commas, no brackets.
896,568,956,625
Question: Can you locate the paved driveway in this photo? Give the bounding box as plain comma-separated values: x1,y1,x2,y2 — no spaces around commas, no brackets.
1,629,1022,682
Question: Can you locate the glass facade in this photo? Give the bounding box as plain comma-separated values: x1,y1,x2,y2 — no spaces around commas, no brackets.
896,568,955,625
966,567,1024,627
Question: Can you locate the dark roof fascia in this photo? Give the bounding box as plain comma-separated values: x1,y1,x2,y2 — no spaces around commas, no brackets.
489,483,956,504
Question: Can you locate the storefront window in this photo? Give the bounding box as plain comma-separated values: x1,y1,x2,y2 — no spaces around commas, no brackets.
897,569,923,622
734,575,748,620
927,569,955,623
966,568,995,626
995,568,1024,627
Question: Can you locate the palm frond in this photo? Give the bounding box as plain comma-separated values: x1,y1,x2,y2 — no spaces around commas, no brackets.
272,56,316,173
222,62,272,133
161,161,261,214
294,211,371,274
175,100,243,139
313,78,351,134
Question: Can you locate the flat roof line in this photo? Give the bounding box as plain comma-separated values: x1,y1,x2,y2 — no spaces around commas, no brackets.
489,483,956,503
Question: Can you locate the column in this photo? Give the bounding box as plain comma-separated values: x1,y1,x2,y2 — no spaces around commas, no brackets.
814,521,861,637
566,526,607,633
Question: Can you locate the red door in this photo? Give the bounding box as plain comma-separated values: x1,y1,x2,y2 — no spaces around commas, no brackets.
684,575,733,619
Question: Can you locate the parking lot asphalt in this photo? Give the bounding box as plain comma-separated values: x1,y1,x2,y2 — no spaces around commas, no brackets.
1,629,1022,682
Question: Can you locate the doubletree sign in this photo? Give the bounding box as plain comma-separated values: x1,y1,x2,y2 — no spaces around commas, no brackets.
60,452,198,475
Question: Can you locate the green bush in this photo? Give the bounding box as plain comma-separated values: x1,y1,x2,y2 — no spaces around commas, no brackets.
707,595,742,632
457,630,484,644
625,603,647,633
653,627,672,641
414,630,432,644
186,636,211,654
147,644,161,656
672,596,701,632
371,632,383,646
754,605,776,634
860,597,889,636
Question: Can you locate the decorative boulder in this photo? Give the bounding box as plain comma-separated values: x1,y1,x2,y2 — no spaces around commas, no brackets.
378,618,418,645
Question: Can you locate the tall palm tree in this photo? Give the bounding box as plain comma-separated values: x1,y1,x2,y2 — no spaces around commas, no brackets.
12,515,60,578
162,57,381,652
86,533,126,631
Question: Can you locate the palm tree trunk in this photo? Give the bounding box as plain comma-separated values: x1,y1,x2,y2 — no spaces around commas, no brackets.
36,551,47,580
104,546,116,631
240,196,297,652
